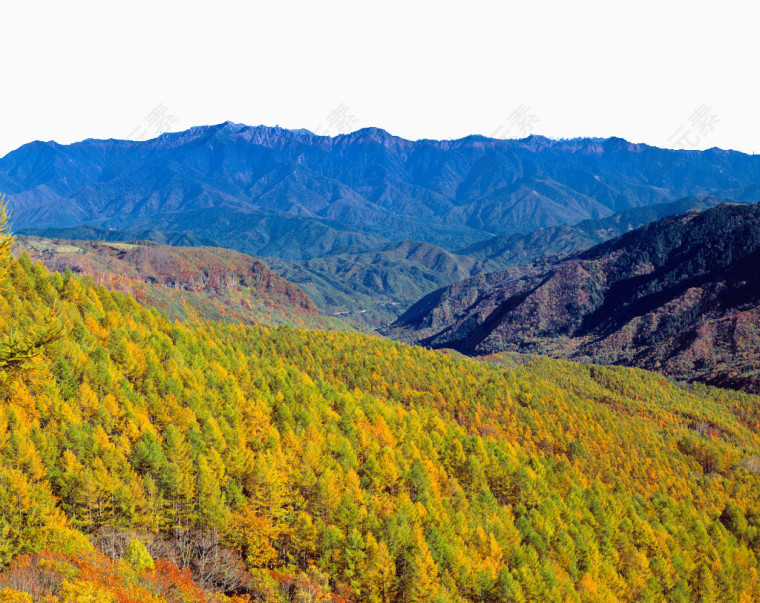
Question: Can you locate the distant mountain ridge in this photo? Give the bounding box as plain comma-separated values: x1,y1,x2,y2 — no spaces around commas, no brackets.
383,202,760,393
3,122,760,261
18,224,220,248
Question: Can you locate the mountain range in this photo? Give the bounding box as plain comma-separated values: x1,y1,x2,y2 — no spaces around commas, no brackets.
4,123,760,383
4,122,760,263
17,195,744,327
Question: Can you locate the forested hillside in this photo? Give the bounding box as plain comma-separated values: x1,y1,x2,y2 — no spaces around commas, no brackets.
1,208,760,601
12,237,338,330
460,196,729,262
18,224,219,248
265,241,508,327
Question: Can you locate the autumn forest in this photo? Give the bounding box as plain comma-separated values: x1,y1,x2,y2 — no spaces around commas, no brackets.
0,192,759,603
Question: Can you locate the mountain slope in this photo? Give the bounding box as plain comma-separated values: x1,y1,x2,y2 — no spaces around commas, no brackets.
2,251,760,601
3,123,760,260
383,202,760,393
9,197,742,332
17,224,221,248
14,236,323,328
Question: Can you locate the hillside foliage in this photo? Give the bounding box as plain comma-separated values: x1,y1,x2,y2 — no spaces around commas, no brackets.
12,237,365,334
0,230,759,602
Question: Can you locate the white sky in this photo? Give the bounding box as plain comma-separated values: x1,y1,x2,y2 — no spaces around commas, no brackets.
1,0,757,157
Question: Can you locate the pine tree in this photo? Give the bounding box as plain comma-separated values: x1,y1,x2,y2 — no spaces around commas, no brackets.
0,197,62,373
402,527,440,602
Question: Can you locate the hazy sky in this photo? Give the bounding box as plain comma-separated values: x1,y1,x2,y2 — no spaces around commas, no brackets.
2,0,757,156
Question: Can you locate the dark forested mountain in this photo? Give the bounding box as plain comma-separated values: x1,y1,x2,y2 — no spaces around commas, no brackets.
461,195,730,263
383,202,760,393
3,123,760,260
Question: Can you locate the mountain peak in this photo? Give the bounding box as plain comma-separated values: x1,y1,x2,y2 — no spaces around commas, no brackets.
342,126,395,144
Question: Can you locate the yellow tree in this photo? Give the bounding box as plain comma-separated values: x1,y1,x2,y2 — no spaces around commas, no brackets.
403,526,440,602
226,500,278,569
362,532,398,603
